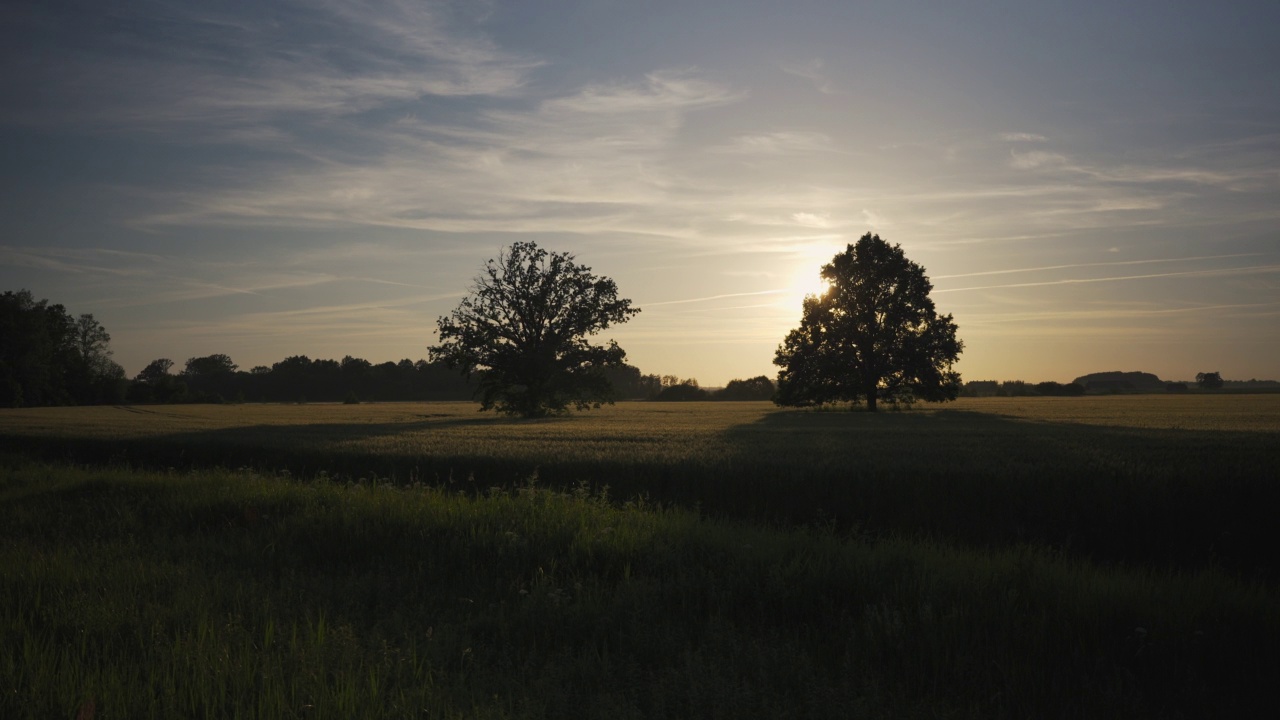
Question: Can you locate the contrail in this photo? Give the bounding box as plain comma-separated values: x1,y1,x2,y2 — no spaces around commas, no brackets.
645,289,788,306
932,252,1265,280
936,264,1280,293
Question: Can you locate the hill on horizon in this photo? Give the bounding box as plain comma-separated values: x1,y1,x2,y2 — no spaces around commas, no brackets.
1072,370,1167,392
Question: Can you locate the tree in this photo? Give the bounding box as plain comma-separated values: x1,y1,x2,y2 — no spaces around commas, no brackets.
718,375,776,401
136,358,175,383
181,354,238,402
73,314,114,377
600,363,660,400
774,233,962,411
130,358,185,404
429,241,639,417
0,290,125,406
1195,371,1224,390
183,354,238,377
653,377,709,401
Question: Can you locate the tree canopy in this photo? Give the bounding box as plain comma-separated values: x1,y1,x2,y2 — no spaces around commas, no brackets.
773,233,962,411
429,242,640,418
0,289,126,407
1195,371,1224,389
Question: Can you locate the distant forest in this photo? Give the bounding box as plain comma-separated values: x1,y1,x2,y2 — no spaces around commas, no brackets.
960,371,1279,398
4,289,1272,408
1,289,776,407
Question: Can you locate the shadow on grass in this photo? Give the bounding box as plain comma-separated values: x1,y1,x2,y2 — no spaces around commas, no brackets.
718,407,1279,577
2,404,1277,576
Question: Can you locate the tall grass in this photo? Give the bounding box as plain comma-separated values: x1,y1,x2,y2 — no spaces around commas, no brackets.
3,460,1275,718
2,397,1277,575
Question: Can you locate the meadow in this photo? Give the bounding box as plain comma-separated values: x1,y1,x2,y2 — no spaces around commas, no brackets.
2,396,1278,717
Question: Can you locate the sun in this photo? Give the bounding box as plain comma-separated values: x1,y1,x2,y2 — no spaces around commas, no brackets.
778,241,839,313
786,267,831,311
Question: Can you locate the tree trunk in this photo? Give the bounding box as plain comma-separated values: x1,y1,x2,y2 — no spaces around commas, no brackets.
865,382,878,412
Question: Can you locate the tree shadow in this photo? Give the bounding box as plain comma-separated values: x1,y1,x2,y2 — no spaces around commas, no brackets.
2,403,1275,575
713,406,1278,576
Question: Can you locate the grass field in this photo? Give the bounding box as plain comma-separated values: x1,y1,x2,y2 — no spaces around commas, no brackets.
2,396,1278,717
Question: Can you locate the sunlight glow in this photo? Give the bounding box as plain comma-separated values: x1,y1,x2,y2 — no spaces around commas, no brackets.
782,241,839,314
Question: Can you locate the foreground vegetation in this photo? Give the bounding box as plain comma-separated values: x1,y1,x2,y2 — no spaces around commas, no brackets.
2,396,1277,717
3,397,1277,575
4,459,1276,719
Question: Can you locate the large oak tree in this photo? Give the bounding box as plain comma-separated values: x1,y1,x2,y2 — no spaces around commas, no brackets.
430,242,639,418
774,233,962,411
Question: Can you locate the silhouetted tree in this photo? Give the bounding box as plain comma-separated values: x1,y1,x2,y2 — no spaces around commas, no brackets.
130,358,186,403
1034,381,1085,397
652,377,709,401
136,358,175,383
181,354,238,402
0,290,125,406
430,242,639,417
718,375,776,401
774,233,962,411
183,354,238,377
1195,372,1224,390
600,363,660,399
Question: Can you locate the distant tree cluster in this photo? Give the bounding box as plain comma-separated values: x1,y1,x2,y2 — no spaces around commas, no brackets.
127,354,481,405
717,375,777,401
1195,372,1224,390
1,290,126,407
960,380,1084,397
652,376,708,401
648,375,777,402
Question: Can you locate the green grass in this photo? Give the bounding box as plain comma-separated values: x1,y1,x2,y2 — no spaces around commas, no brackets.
3,460,1275,719
2,396,1277,717
2,397,1277,574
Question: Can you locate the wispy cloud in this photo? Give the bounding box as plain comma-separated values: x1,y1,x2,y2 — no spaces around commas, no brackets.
936,264,1280,294
1000,132,1047,142
962,302,1280,325
933,253,1266,280
716,131,833,154
542,70,740,115
0,0,540,133
780,58,837,94
132,67,749,238
1010,150,1068,170
643,289,787,307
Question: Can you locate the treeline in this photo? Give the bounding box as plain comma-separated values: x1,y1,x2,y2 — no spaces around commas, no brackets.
1,290,125,407
134,355,680,405
648,375,777,401
128,354,480,404
2,289,777,407
959,380,1086,397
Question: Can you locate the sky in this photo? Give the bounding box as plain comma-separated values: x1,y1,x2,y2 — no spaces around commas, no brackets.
2,0,1278,385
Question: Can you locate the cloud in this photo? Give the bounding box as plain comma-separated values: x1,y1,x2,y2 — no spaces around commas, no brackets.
962,302,1280,325
1000,132,1047,142
1010,150,1069,169
643,289,787,307
542,70,742,115
860,208,888,228
935,264,1280,294
130,66,751,239
0,0,541,133
932,253,1265,281
792,212,830,228
780,58,837,94
717,131,833,155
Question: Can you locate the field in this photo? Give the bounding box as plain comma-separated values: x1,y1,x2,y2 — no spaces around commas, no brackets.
3,396,1278,718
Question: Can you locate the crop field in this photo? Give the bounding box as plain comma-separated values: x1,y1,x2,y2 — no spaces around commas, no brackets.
2,396,1278,718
